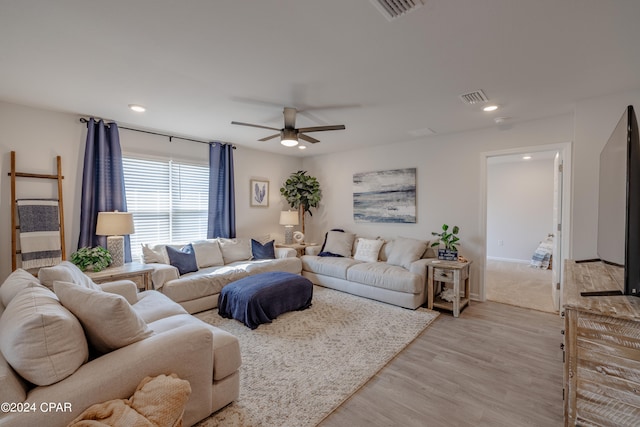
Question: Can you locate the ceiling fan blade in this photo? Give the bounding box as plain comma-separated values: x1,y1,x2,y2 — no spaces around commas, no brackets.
283,108,297,129
258,133,280,142
297,125,346,133
231,121,280,131
299,133,320,144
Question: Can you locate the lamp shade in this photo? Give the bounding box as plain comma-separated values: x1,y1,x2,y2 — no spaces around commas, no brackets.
96,212,135,236
279,210,299,226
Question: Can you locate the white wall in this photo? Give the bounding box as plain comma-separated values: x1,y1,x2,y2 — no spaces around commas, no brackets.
486,158,554,262
0,101,301,281
572,89,640,260
302,114,574,298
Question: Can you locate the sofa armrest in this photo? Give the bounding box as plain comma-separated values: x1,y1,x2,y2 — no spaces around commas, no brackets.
275,247,296,258
409,258,431,278
145,263,180,290
305,245,322,256
99,280,138,305
2,323,214,427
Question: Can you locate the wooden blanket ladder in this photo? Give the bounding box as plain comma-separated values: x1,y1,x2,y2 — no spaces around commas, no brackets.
9,151,66,271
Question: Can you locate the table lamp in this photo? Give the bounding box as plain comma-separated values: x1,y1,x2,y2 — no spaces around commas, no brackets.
279,210,299,244
96,211,135,267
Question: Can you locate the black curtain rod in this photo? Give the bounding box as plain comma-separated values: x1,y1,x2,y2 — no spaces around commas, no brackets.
79,117,236,149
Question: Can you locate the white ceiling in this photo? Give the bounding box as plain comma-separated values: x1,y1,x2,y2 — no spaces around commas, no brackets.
1,0,640,157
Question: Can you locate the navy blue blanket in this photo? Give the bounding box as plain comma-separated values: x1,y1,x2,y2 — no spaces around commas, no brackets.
218,272,313,329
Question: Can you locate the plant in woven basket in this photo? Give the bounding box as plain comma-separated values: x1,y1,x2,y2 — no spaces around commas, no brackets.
70,246,112,272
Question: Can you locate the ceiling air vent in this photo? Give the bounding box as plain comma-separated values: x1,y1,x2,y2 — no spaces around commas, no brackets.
370,0,424,21
459,90,489,105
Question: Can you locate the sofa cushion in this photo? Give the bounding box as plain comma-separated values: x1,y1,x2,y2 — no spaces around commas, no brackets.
346,262,424,294
133,290,189,324
219,238,252,263
149,314,241,380
0,286,88,386
38,261,102,291
166,244,199,275
251,239,275,260
301,256,361,280
353,238,385,263
54,281,154,354
320,231,356,257
386,237,429,270
0,268,43,307
192,239,224,268
162,266,247,304
0,350,28,404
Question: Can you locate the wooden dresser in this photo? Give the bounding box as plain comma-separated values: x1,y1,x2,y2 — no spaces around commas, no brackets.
563,260,640,426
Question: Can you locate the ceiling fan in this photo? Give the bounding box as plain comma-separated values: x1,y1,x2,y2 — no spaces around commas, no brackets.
231,107,346,147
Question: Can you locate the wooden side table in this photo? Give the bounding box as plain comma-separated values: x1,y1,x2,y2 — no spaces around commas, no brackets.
426,259,472,317
86,261,154,291
276,243,317,257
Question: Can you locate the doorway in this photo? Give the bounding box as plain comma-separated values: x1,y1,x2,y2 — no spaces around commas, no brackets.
481,143,571,313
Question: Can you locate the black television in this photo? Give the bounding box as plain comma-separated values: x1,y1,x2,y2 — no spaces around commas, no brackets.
595,105,640,297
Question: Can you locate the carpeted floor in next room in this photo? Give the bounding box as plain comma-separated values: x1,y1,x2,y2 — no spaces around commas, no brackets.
485,259,557,313
194,285,439,427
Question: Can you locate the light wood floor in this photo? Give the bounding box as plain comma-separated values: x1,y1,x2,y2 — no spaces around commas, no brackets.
318,301,564,427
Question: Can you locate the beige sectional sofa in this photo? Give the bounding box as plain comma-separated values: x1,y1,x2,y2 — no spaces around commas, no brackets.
0,263,241,427
301,231,435,309
141,237,302,313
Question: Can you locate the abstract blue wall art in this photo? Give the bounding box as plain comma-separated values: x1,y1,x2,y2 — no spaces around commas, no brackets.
353,168,416,223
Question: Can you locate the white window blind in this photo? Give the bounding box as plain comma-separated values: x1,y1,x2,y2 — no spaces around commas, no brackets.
123,157,209,262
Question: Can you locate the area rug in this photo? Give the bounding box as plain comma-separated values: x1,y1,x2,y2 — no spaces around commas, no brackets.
193,285,438,427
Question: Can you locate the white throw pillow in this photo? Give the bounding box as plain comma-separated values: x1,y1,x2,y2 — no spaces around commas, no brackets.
322,231,356,257
218,238,252,264
386,237,429,269
354,238,385,263
0,268,43,307
53,281,153,354
191,239,224,268
141,243,168,264
38,261,101,291
0,286,88,386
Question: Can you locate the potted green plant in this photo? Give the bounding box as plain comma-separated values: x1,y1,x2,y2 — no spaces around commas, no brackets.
70,246,112,272
280,170,322,234
431,224,460,260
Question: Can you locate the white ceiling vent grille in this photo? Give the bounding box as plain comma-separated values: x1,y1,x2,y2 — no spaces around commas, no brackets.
459,90,489,105
370,0,424,21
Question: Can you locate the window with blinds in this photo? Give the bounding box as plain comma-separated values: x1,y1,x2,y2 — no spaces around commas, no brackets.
123,157,209,262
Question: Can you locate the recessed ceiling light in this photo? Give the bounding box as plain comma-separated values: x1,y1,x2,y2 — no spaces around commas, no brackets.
483,105,499,112
298,145,307,150
128,104,146,112
522,155,532,160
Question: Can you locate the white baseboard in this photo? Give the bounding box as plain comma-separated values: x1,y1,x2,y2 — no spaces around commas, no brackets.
486,256,530,264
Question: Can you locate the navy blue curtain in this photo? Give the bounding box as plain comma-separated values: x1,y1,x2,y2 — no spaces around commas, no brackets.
78,119,131,261
207,142,236,238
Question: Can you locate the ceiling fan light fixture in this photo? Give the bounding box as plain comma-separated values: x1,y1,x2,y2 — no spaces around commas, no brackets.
280,129,299,147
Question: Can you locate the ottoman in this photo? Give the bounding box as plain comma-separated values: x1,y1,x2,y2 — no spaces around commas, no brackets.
218,271,313,329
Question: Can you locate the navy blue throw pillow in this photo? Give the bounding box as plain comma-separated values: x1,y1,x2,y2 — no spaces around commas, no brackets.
251,239,276,260
166,243,198,275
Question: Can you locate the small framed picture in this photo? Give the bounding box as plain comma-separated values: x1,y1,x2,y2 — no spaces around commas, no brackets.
250,179,269,207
